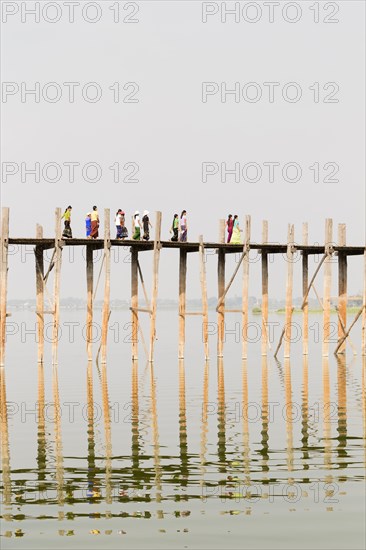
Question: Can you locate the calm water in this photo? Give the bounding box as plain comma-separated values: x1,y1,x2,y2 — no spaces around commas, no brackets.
1,310,365,549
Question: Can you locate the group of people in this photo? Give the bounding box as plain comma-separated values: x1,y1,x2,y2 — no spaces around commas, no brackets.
225,214,243,244
61,206,189,242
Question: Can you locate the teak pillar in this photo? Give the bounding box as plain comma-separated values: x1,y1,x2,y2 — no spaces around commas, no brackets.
178,249,187,359
322,219,333,357
0,207,9,367
199,235,209,360
149,211,162,363
131,248,139,361
302,223,309,355
35,224,44,363
52,208,62,366
242,215,251,360
284,224,294,359
86,245,93,361
261,220,268,356
362,249,366,356
217,220,226,357
337,224,347,354
101,209,111,364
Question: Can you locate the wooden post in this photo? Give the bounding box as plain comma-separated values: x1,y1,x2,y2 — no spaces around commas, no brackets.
0,207,9,367
199,235,209,360
217,249,225,357
217,218,226,356
35,224,44,363
302,223,309,355
242,215,251,360
284,224,294,358
149,211,162,362
131,248,138,360
337,224,347,354
101,209,111,364
86,246,93,361
261,220,268,356
322,218,333,357
362,250,366,356
178,249,187,359
52,208,62,366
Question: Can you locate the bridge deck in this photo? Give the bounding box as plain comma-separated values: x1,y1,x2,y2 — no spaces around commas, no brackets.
7,238,365,255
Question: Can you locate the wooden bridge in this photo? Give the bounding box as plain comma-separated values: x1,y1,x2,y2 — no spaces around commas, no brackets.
0,207,365,366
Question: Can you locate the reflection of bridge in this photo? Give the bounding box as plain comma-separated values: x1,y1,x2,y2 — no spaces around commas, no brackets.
1,354,363,525
1,207,365,365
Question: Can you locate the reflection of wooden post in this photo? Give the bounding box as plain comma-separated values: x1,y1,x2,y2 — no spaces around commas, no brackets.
178,249,187,359
242,215,251,360
261,221,268,356
242,358,250,478
284,358,293,472
302,223,309,355
199,236,209,360
52,208,62,366
284,224,294,358
362,250,366,356
0,368,11,508
35,225,44,363
52,364,64,505
131,248,138,360
322,357,332,469
322,219,333,357
101,209,111,364
217,357,226,466
149,212,162,363
0,207,9,367
217,250,225,357
86,246,93,361
337,224,347,354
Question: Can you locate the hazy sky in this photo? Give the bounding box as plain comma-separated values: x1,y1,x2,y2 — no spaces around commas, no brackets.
1,0,365,301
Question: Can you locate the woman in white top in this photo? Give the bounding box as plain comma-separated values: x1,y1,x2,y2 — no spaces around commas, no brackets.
179,210,187,242
115,209,123,239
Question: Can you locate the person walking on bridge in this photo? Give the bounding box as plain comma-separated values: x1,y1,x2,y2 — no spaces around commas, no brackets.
90,206,99,239
120,210,128,239
132,211,142,240
85,213,91,238
170,214,179,241
226,214,233,243
61,205,72,238
230,215,242,244
142,210,152,241
179,210,188,242
115,209,123,239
